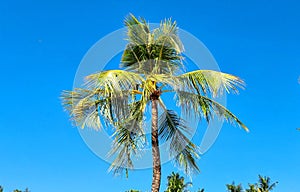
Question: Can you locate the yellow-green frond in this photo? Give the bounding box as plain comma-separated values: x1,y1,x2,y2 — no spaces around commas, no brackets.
61,89,102,130
178,70,245,97
176,91,248,132
124,14,150,46
85,70,143,95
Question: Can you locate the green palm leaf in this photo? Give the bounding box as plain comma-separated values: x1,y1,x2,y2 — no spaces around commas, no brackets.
85,70,143,94
124,14,150,46
158,100,200,174
108,125,143,177
108,100,147,176
121,16,183,75
85,70,143,123
61,88,103,129
176,91,248,132
178,70,245,97
153,18,184,53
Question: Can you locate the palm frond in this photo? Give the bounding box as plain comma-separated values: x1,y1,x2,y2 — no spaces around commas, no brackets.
108,126,138,176
158,100,200,174
61,88,103,129
121,15,183,75
119,100,148,136
175,141,200,175
108,123,146,177
83,70,144,123
61,84,140,130
121,45,182,75
61,88,96,113
108,100,147,176
85,70,143,95
178,70,245,97
153,18,184,53
176,91,248,132
109,127,137,174
158,109,189,141
124,14,150,46
148,74,178,90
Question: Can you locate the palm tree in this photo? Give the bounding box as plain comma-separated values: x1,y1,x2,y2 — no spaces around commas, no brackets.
61,14,248,192
246,184,258,192
256,175,277,192
226,182,243,192
0,186,3,192
165,172,192,192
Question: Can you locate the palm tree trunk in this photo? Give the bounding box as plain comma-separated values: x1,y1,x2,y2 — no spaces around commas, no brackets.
151,99,161,192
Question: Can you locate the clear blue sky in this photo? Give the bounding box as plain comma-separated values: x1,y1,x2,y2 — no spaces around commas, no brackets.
1,0,300,191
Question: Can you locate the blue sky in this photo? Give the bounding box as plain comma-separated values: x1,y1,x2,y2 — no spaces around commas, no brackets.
1,0,300,191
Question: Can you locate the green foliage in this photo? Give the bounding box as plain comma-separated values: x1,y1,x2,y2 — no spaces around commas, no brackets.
0,186,29,192
227,175,278,192
165,172,192,192
123,174,278,192
246,184,258,192
158,108,200,174
226,182,243,192
256,175,278,192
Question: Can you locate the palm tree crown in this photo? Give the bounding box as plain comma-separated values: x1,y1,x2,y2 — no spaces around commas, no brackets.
256,175,278,192
61,14,248,192
165,172,192,192
226,182,243,192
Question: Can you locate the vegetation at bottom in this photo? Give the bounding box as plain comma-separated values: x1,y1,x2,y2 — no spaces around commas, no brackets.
0,187,30,192
126,172,277,192
0,173,277,192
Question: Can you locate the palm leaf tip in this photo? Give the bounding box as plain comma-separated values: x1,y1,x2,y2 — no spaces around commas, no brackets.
60,88,106,130
60,90,72,112
176,91,248,132
213,102,249,132
124,13,140,27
